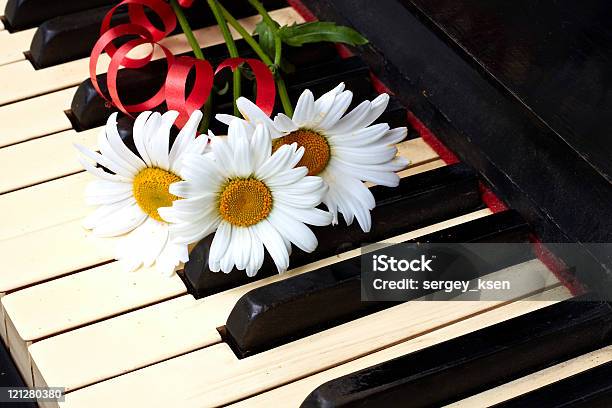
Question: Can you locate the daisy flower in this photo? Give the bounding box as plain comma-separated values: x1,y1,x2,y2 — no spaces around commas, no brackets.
161,119,332,277
75,110,208,275
216,83,410,233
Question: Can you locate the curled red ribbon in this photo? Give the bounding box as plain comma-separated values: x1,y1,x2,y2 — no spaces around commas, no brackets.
166,56,214,128
215,58,277,117
90,0,278,129
100,0,176,67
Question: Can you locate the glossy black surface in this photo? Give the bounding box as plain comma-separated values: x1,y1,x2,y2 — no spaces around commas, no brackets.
224,210,531,358
181,163,482,298
300,0,612,292
4,0,118,31
410,0,612,184
301,297,612,408
493,360,612,408
28,0,288,68
0,340,36,408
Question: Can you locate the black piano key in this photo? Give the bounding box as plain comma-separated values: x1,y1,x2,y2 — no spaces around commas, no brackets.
0,340,37,408
300,296,612,408
4,0,118,31
28,0,288,68
181,163,483,298
493,360,612,408
69,42,345,131
29,6,117,69
224,210,531,358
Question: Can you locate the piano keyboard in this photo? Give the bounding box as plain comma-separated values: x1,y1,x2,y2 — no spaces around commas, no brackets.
1,1,608,407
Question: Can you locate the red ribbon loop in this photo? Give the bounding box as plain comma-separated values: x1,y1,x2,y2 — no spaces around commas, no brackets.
100,0,176,66
107,39,175,114
215,58,277,116
166,56,215,128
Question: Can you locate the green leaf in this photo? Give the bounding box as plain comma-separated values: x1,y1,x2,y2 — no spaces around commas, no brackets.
254,20,295,74
255,20,277,60
278,22,369,47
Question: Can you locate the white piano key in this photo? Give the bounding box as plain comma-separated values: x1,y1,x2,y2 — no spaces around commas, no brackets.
0,127,97,194
230,285,573,408
0,87,75,147
59,260,562,408
0,172,92,240
2,261,186,343
0,8,303,106
29,209,492,393
446,344,612,407
0,136,435,240
0,27,34,65
0,219,115,294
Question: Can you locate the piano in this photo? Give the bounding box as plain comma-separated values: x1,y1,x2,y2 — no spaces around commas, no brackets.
0,0,610,407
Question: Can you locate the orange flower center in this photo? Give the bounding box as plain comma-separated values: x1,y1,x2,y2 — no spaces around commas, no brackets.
272,129,330,176
218,178,273,227
132,167,182,223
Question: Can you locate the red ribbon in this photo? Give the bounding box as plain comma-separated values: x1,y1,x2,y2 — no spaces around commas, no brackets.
100,0,176,67
166,56,214,128
89,0,278,128
216,58,277,116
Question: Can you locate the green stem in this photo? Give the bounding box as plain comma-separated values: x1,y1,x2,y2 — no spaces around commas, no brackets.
247,0,282,67
219,4,273,65
170,0,212,131
170,0,205,60
219,3,293,116
207,0,241,117
276,75,293,116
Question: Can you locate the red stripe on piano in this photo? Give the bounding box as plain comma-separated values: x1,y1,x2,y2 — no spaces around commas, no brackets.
479,183,508,213
530,237,586,296
286,0,318,22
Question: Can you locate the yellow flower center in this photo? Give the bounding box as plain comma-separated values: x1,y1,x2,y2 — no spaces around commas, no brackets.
219,178,273,227
272,129,330,176
132,167,182,222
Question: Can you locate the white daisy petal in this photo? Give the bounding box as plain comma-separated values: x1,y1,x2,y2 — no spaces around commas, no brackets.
380,127,408,146
236,97,278,134
309,87,338,129
150,110,178,170
318,90,353,130
91,203,147,237
142,112,162,165
76,155,130,182
211,136,235,176
229,120,253,177
327,123,390,146
267,207,318,253
333,145,398,165
82,196,136,229
104,112,146,171
133,111,153,166
356,93,390,129
251,124,272,170
291,89,315,127
209,221,232,267
169,110,202,169
75,143,134,180
97,125,139,177
253,220,290,273
273,113,299,133
246,229,264,277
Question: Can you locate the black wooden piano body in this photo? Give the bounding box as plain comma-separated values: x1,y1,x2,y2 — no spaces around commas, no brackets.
0,0,610,407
